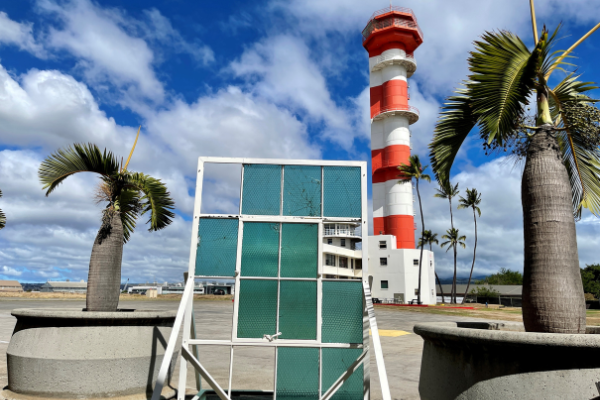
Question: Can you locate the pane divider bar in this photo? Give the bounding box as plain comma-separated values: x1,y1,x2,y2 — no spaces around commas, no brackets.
186,340,363,348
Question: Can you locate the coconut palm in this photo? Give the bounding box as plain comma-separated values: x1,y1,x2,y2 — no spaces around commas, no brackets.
0,189,5,230
418,230,444,303
458,188,482,304
429,7,600,331
440,228,467,303
434,181,460,301
38,131,175,312
398,154,431,304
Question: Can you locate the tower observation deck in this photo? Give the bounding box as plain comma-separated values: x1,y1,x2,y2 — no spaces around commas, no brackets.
363,6,423,249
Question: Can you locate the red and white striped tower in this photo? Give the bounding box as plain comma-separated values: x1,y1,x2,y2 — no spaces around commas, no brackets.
363,6,423,249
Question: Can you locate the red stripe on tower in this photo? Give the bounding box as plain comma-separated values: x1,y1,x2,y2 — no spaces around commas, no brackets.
363,6,423,249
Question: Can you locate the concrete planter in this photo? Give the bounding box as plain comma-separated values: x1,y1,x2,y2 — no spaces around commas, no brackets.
3,308,178,400
414,322,600,400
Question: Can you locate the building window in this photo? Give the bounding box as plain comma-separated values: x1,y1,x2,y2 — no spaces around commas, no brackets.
341,239,346,247
325,254,336,266
339,257,348,268
430,260,433,266
355,260,362,270
380,257,387,266
327,238,333,245
379,241,387,249
413,259,419,266
381,280,389,289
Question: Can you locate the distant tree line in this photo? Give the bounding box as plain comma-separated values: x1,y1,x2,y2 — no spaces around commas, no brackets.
475,268,523,285
581,264,600,300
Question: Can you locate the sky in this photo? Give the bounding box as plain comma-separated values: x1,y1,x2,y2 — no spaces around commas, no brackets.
1,0,600,283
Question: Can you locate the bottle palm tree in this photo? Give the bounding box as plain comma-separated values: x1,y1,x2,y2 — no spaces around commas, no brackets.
434,181,460,301
429,7,600,331
38,130,175,311
458,188,482,304
440,228,467,303
0,189,5,230
418,230,444,303
398,155,431,304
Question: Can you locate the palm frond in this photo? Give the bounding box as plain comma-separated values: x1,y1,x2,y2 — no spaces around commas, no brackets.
117,188,143,243
0,189,5,230
468,30,538,145
434,181,460,200
429,90,476,184
124,172,175,231
398,154,431,183
549,74,598,121
39,143,120,196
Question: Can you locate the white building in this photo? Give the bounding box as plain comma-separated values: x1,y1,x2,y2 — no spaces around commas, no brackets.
40,280,87,293
322,223,362,279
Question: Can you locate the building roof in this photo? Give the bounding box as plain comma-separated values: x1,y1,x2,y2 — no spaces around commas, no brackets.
438,284,522,296
0,280,22,287
43,281,87,288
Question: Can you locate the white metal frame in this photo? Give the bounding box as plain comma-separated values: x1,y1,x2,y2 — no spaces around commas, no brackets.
151,157,391,400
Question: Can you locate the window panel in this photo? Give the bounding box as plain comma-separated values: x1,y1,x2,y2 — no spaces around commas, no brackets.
283,165,321,216
322,281,363,343
322,348,364,400
279,281,317,340
323,167,361,218
195,218,238,276
276,348,319,400
242,164,281,215
280,223,318,278
237,280,278,338
241,222,279,277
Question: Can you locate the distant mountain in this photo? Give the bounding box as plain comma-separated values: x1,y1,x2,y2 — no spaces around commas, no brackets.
438,275,488,285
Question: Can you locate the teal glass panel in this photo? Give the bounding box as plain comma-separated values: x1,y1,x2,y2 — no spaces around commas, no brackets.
279,281,317,340
195,218,238,277
283,165,321,216
237,280,278,338
322,281,363,343
323,167,362,218
322,348,364,400
276,348,319,400
280,223,318,278
242,164,281,215
241,222,279,277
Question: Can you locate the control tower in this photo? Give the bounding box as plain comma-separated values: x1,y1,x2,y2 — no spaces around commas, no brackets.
363,6,423,249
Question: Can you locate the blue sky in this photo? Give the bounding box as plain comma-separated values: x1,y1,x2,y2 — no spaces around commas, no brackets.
1,0,600,283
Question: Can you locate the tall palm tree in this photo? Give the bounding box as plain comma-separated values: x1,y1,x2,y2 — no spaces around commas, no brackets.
440,228,467,303
418,230,444,303
398,155,431,304
0,189,5,230
429,6,600,331
434,181,460,301
458,188,482,304
38,131,175,311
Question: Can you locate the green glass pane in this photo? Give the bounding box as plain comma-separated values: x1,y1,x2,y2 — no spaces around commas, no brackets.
279,281,317,340
323,167,362,218
283,165,322,216
276,348,319,400
322,348,364,400
195,218,238,277
237,280,278,338
241,222,279,277
322,281,363,343
242,164,281,215
280,223,318,278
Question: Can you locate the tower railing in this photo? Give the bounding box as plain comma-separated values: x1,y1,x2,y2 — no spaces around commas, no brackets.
373,104,420,118
368,6,418,22
363,16,423,41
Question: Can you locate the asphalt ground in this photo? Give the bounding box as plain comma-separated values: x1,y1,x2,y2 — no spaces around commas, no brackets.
0,298,500,400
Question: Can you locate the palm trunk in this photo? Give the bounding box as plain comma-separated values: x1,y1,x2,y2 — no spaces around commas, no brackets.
521,126,586,333
448,197,456,303
462,208,478,304
433,241,445,303
86,212,123,311
416,179,425,304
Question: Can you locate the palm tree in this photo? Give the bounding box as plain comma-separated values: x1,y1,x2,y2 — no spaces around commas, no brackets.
418,230,444,303
429,3,600,331
458,188,482,304
440,228,467,303
38,130,175,312
0,189,5,230
398,155,431,304
434,181,460,301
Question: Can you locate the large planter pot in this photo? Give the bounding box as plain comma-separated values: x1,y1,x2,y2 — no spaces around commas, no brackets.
3,308,178,400
414,321,600,400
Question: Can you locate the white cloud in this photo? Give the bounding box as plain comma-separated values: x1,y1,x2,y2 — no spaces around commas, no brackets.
38,0,164,100
1,266,23,277
0,11,45,57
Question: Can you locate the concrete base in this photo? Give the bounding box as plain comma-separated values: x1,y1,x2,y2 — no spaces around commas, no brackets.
6,308,178,399
414,322,600,400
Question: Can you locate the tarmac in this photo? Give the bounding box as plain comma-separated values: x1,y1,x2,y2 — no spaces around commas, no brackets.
0,298,499,400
